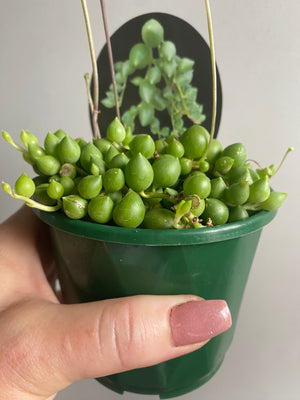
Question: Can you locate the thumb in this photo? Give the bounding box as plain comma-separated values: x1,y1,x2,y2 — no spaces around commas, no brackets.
2,295,231,398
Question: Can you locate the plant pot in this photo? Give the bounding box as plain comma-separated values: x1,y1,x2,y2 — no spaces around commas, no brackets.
34,208,276,398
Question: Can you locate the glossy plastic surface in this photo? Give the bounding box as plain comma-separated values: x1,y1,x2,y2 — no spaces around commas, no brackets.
34,208,276,398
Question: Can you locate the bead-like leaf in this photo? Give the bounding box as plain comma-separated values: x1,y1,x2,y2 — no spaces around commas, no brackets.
162,59,177,79
160,126,170,137
121,60,135,77
129,43,152,69
121,110,134,128
131,76,144,86
150,118,160,134
139,80,155,103
152,90,167,111
189,103,205,122
178,57,194,72
101,97,115,108
138,103,155,126
184,87,198,102
147,65,161,85
160,41,176,61
175,70,193,87
114,61,123,72
162,86,172,99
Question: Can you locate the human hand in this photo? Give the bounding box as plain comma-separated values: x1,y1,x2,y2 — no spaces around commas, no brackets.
0,206,232,400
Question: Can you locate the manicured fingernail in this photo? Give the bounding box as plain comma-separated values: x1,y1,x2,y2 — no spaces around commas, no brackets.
170,299,232,346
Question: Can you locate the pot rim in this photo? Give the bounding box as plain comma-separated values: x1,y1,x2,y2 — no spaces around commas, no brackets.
33,208,277,246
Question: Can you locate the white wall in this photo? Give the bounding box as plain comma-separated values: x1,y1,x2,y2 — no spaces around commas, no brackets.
0,1,299,399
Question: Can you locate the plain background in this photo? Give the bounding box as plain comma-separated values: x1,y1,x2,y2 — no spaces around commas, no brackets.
0,1,299,399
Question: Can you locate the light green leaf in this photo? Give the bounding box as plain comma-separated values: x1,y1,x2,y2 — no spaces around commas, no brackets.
150,118,160,134
138,103,155,126
121,60,135,77
178,57,194,72
147,66,161,85
162,86,172,99
139,80,155,103
160,126,170,137
162,59,177,79
160,41,176,61
175,70,193,87
101,97,115,108
152,90,167,111
130,76,144,86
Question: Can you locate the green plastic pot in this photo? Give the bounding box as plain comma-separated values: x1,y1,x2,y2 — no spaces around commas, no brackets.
34,208,276,398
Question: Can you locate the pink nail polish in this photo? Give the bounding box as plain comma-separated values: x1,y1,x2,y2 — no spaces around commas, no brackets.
170,300,232,346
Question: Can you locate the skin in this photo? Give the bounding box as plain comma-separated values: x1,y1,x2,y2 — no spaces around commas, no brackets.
0,206,209,400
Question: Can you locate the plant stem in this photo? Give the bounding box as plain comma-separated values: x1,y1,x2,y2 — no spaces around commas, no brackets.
84,73,94,115
2,181,62,212
273,147,294,176
81,0,101,139
2,131,26,153
99,0,120,120
205,0,217,143
118,77,128,108
174,82,189,114
139,190,177,204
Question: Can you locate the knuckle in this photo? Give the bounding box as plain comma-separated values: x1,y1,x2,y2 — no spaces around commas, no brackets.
111,301,135,369
99,300,146,371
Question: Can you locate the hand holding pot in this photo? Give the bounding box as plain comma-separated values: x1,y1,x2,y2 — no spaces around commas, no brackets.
0,206,231,400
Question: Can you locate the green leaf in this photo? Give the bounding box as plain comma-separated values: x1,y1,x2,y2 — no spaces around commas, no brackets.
173,90,182,103
122,110,135,128
162,86,172,99
188,103,206,123
198,115,206,124
178,126,186,136
129,43,152,70
115,72,124,84
131,76,144,86
101,97,115,108
106,90,115,100
162,59,177,79
160,126,170,137
152,90,167,111
160,41,176,61
129,105,138,116
150,118,160,134
184,87,198,102
185,97,203,111
174,115,184,131
2,181,12,195
175,70,193,87
121,60,135,77
114,61,123,72
155,58,165,72
146,66,161,85
116,82,122,92
138,103,155,127
178,57,194,72
139,80,156,103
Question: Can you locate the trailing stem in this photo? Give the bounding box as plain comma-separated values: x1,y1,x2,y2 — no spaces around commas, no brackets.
200,0,217,161
273,147,294,176
81,0,101,138
2,181,62,212
99,0,121,120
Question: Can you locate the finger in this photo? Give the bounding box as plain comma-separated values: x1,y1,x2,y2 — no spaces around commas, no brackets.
0,206,57,304
1,295,231,398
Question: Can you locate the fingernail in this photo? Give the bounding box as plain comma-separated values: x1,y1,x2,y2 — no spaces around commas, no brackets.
170,299,232,346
